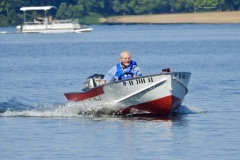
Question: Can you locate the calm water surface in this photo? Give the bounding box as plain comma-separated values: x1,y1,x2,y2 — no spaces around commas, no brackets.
0,24,240,159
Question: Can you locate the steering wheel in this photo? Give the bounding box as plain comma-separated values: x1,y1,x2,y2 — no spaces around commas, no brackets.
118,72,134,80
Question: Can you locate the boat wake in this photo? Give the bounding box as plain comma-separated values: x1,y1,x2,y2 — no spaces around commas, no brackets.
174,105,205,114
0,31,7,34
0,97,204,118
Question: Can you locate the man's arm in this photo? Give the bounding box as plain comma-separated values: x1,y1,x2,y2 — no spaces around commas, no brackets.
133,66,142,77
100,66,117,85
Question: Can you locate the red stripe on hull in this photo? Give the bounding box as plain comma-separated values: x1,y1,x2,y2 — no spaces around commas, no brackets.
64,86,104,101
117,95,182,116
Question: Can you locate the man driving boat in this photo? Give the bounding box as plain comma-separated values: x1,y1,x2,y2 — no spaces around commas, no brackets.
100,50,142,85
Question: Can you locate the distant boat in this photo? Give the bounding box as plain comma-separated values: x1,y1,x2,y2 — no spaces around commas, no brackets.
16,6,93,33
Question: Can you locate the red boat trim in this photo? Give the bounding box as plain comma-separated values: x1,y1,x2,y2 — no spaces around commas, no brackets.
64,86,104,101
116,95,182,116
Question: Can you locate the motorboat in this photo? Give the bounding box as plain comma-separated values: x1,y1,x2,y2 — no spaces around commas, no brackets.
64,69,191,116
16,6,93,33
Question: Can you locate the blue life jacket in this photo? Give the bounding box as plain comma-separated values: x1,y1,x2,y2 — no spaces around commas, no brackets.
114,60,137,81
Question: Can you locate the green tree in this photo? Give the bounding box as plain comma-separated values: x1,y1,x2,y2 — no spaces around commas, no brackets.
147,0,171,13
55,3,68,19
112,0,122,15
225,0,240,10
68,4,84,18
0,0,239,26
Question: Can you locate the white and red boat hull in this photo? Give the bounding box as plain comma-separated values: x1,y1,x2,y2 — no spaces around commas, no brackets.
64,72,191,116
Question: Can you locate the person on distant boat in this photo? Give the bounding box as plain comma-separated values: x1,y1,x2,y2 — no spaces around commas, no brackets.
36,15,43,21
48,15,53,23
34,15,43,24
100,50,142,85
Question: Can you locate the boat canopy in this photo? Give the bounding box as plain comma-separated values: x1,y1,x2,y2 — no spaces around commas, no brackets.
20,6,57,11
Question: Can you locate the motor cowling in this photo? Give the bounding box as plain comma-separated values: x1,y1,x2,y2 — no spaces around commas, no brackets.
16,25,22,30
82,74,104,91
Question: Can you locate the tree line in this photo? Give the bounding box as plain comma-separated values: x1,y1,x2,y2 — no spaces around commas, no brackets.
0,0,239,26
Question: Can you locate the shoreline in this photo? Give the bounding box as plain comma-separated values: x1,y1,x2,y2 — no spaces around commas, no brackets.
99,11,240,24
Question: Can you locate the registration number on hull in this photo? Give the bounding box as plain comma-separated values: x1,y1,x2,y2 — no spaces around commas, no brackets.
127,77,154,86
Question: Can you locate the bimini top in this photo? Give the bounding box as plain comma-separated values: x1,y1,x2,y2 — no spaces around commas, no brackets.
20,6,57,11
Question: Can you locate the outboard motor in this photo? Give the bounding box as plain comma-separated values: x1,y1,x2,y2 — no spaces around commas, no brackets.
82,74,104,91
16,25,22,31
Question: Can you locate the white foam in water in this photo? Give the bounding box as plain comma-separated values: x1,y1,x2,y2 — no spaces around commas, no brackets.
0,101,126,118
0,97,204,118
0,31,7,34
175,105,205,114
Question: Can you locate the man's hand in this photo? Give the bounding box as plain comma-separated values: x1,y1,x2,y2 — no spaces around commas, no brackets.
100,80,106,85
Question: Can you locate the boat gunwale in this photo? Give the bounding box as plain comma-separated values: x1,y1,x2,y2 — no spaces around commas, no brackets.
64,71,192,95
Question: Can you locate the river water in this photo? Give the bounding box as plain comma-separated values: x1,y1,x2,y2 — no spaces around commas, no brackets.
0,24,240,159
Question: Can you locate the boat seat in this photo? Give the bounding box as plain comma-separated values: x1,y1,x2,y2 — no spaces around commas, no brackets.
33,19,42,24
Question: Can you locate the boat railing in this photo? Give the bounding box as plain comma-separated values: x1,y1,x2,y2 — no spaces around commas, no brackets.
24,22,36,25
53,19,79,24
23,19,79,25
24,21,52,25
